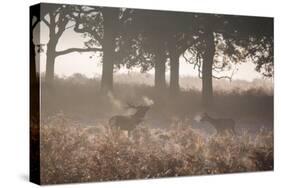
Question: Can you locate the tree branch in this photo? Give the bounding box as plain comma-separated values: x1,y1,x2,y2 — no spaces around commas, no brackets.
71,7,101,15
120,9,133,23
212,75,232,81
182,52,195,64
74,24,103,45
56,47,103,57
31,16,40,30
70,7,103,45
42,18,50,27
188,53,233,81
89,30,103,45
56,19,69,38
65,24,75,30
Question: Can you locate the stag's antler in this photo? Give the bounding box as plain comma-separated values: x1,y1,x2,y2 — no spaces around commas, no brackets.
126,100,153,109
126,102,138,109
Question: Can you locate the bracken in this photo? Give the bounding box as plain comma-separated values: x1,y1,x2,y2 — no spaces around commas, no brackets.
39,114,273,184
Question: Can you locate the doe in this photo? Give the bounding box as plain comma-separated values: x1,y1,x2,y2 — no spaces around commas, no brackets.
200,113,236,135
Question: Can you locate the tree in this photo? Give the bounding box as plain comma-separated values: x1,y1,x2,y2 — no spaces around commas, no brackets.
120,10,169,91
202,29,215,107
30,4,59,183
41,4,102,85
30,4,57,86
167,27,195,96
167,39,180,95
153,38,167,90
30,6,40,87
73,6,134,92
123,10,192,92
224,16,273,77
99,8,119,92
189,15,231,107
183,14,273,108
161,12,195,96
30,5,41,183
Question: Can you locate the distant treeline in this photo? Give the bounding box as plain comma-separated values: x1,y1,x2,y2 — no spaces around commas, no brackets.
41,73,273,95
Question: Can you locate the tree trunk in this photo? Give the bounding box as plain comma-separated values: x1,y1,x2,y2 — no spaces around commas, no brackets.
169,49,180,96
30,38,39,117
202,32,215,108
154,53,166,90
101,43,114,92
100,9,119,93
45,14,57,86
30,39,37,87
45,42,56,85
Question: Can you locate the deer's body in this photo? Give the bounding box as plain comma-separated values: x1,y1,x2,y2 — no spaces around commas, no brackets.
109,105,150,133
200,113,236,134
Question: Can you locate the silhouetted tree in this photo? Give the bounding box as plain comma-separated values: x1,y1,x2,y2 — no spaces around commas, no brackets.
183,14,273,108
41,4,102,85
73,6,134,92
122,10,170,91
200,20,216,107
166,34,193,96
30,4,57,86
190,15,233,107
30,7,40,87
124,10,193,92
167,39,180,95
30,5,41,183
99,8,119,92
224,16,273,77
30,4,60,183
166,13,195,96
152,38,167,90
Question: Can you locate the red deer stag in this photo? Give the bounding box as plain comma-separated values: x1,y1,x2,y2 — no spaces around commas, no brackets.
200,113,236,135
109,103,151,136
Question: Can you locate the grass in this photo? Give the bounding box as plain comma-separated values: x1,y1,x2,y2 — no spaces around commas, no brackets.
41,74,273,122
39,113,273,184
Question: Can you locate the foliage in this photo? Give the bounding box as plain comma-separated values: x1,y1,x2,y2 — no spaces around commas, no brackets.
40,114,273,184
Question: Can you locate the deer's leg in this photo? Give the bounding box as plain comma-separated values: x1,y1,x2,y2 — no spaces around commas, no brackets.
231,127,237,135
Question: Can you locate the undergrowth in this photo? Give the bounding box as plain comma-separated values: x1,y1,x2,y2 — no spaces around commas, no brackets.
39,113,273,184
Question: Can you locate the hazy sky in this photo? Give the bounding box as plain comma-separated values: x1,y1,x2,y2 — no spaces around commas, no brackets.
35,20,263,81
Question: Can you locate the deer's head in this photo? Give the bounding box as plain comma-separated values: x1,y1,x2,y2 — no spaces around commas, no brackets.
127,103,151,117
200,112,210,122
136,105,151,114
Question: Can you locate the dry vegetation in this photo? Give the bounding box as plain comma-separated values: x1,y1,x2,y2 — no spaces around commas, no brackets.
41,74,273,122
40,113,273,184
37,74,273,184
